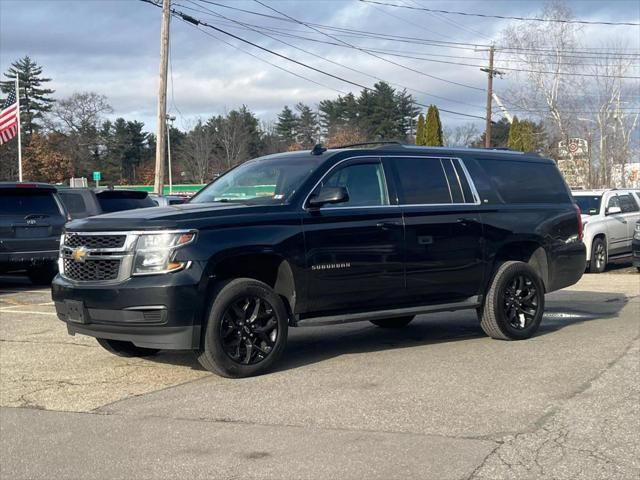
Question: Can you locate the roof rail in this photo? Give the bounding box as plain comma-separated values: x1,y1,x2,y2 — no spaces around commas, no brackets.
331,141,404,149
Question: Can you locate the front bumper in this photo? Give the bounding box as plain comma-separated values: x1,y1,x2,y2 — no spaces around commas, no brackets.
52,264,205,350
0,249,58,269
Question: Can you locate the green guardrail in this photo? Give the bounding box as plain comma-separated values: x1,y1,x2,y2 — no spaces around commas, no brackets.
114,184,204,195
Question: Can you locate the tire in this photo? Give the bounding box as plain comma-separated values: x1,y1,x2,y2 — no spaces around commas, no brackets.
96,338,160,357
479,261,545,341
588,238,607,273
27,264,57,285
370,316,414,328
197,278,289,378
636,267,640,273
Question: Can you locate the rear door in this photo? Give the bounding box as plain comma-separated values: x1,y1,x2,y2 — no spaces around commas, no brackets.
386,156,484,305
302,158,404,314
604,194,630,256
0,188,66,255
618,193,640,251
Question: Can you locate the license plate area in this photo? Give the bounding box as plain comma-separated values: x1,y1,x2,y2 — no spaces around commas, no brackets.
65,300,87,324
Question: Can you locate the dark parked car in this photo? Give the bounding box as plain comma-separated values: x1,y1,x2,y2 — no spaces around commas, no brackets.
0,182,67,284
52,145,586,377
57,188,156,219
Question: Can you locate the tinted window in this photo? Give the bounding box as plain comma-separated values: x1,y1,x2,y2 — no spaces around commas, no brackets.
619,194,639,213
574,195,602,215
393,157,451,204
320,162,389,207
478,159,570,204
441,159,464,203
97,195,156,213
0,190,62,216
58,191,87,217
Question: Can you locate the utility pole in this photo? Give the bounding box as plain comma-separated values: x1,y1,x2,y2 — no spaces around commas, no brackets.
154,0,171,195
481,46,495,148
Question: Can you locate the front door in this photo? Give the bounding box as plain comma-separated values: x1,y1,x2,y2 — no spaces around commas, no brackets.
605,194,631,256
302,159,404,314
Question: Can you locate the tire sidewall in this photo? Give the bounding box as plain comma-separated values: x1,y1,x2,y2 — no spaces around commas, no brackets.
590,238,607,273
491,263,545,340
201,279,289,378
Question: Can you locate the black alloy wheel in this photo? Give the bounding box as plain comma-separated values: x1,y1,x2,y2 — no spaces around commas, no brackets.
220,296,278,365
502,273,540,330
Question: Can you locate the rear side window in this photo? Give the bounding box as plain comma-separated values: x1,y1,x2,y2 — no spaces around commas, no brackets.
477,159,570,204
393,157,452,204
0,190,62,216
58,191,87,217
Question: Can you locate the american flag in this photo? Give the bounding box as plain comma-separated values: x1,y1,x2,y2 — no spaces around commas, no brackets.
0,87,19,145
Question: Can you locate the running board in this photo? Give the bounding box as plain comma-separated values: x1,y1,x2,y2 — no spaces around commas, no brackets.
295,296,481,327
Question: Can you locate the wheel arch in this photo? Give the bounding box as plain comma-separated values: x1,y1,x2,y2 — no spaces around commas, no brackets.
204,251,298,322
492,241,549,292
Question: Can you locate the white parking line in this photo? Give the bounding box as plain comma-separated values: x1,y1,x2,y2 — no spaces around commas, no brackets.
0,309,57,316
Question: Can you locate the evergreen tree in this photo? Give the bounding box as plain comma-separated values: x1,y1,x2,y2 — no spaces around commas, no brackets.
424,105,443,146
295,102,318,148
396,89,420,141
507,116,541,152
507,116,521,150
415,114,426,145
0,56,55,138
275,106,298,145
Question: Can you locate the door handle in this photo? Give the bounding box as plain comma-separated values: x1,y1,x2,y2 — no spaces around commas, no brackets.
376,221,400,230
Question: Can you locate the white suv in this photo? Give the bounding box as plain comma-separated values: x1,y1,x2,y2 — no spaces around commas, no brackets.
573,189,640,273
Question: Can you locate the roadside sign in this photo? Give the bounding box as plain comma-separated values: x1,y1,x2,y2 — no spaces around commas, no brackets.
92,171,101,181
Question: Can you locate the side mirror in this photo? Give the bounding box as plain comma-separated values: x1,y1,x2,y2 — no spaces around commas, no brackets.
308,186,349,208
607,206,622,215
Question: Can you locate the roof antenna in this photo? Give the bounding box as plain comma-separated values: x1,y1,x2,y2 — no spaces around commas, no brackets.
311,143,327,155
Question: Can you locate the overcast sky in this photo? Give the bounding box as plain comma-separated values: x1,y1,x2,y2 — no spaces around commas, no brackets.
1,0,638,132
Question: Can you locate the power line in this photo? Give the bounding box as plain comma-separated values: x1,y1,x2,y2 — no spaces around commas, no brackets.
143,1,487,120
195,0,640,57
251,0,485,91
185,0,486,109
359,0,640,26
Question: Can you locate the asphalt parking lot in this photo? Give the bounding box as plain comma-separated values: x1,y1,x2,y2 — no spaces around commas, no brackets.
1,268,639,480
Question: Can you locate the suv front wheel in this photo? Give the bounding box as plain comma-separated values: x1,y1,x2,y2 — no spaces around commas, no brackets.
197,278,289,378
588,237,607,273
479,261,545,340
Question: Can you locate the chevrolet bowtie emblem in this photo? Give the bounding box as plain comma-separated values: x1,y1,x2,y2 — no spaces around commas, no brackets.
71,246,88,263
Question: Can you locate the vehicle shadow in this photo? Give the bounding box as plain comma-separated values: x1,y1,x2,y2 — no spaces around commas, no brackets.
146,290,629,374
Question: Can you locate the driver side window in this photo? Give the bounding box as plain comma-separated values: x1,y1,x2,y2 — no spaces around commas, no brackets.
320,162,390,208
607,195,620,210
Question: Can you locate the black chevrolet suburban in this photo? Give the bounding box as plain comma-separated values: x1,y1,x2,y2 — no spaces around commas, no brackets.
52,145,586,377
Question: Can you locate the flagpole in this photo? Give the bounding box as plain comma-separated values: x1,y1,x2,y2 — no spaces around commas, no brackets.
15,76,22,182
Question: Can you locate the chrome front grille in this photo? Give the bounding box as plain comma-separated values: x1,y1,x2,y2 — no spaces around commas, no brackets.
60,232,136,283
63,258,121,281
65,234,126,249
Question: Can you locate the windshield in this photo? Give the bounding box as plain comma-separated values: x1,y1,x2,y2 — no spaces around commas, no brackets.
191,156,322,205
574,195,602,215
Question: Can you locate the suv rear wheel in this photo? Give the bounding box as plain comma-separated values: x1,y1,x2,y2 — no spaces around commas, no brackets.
370,316,414,328
479,261,545,340
197,278,289,378
96,338,160,357
588,237,607,273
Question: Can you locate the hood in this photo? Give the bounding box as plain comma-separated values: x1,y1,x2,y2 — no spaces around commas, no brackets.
66,202,254,232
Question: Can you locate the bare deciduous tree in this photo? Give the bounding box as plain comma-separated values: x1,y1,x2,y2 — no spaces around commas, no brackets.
444,123,480,147
179,119,217,184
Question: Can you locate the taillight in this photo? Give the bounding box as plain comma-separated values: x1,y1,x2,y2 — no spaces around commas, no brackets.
574,204,583,241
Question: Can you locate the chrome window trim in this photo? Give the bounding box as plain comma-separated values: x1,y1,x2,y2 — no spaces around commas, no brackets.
439,158,454,204
302,155,481,211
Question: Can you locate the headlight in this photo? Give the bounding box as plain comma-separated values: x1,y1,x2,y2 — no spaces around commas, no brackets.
132,231,196,275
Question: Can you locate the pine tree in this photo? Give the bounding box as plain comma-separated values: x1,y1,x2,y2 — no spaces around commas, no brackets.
507,116,521,150
415,114,426,145
0,56,55,138
295,102,318,148
275,106,298,145
424,105,443,146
